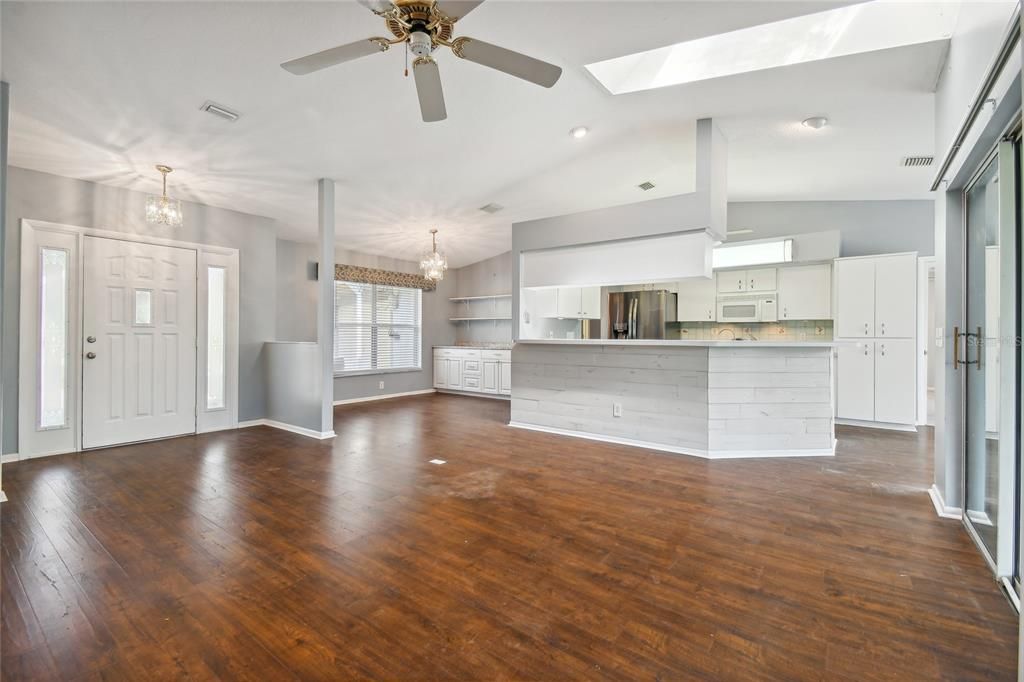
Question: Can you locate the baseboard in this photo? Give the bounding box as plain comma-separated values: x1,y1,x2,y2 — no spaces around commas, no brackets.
836,418,917,433
3,448,77,464
967,509,994,527
1,453,19,464
237,419,335,440
508,422,835,460
333,389,435,406
437,389,510,401
928,484,963,520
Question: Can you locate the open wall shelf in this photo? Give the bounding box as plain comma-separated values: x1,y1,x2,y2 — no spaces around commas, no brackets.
448,293,512,302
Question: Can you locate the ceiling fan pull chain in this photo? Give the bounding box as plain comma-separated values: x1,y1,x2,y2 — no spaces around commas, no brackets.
404,41,409,77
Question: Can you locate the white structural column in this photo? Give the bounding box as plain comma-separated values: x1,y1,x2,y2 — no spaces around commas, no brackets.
317,178,337,437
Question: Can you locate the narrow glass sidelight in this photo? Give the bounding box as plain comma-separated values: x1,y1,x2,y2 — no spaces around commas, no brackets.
39,248,69,429
206,266,226,410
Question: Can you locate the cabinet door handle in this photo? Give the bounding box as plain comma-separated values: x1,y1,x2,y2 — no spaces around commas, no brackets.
879,344,886,357
880,322,885,335
863,322,869,335
750,279,755,290
738,279,743,290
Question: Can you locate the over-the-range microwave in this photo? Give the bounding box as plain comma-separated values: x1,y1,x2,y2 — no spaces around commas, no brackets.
717,294,778,323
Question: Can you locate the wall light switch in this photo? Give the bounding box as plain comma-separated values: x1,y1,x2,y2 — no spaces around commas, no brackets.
613,403,623,418
379,381,385,390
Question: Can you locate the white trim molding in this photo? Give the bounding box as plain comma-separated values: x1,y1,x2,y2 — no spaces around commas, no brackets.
333,389,435,406
0,491,7,503
835,418,918,433
237,419,336,440
508,422,836,460
928,484,963,520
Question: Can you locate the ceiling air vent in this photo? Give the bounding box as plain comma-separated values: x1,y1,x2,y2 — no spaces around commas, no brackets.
199,100,241,122
638,181,656,191
479,203,504,214
901,155,933,168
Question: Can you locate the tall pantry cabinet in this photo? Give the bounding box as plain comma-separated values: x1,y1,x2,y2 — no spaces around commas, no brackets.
833,252,917,427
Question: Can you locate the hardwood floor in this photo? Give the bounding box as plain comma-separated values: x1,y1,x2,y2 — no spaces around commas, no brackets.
1,394,1017,680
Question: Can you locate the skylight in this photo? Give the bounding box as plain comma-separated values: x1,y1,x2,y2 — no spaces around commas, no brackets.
585,1,957,95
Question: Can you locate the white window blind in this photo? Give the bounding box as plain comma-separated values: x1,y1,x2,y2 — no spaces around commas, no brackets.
334,281,421,375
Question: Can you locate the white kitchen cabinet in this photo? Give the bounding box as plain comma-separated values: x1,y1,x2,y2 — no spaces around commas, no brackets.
778,264,831,320
482,360,500,394
874,339,916,424
746,267,777,293
836,341,875,421
523,287,558,319
677,277,717,322
834,257,877,337
500,361,512,395
434,348,511,398
716,267,778,295
874,254,917,338
553,286,601,319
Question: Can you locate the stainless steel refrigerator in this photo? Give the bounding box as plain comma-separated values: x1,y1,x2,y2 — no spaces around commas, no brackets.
607,290,678,339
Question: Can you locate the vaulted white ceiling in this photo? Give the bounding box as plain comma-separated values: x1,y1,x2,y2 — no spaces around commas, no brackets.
3,1,944,267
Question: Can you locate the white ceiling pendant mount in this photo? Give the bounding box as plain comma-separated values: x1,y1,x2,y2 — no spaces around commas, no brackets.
801,116,829,130
420,228,448,281
145,164,183,227
569,126,588,139
280,0,562,123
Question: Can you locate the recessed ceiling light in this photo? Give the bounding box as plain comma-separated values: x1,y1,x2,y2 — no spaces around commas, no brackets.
801,116,829,130
569,126,589,139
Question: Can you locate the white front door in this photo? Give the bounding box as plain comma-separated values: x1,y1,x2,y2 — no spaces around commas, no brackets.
82,237,197,448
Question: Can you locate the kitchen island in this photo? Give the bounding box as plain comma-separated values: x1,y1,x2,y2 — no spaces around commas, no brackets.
509,339,836,459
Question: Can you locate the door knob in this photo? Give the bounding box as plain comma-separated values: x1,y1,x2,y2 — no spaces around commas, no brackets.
86,352,96,359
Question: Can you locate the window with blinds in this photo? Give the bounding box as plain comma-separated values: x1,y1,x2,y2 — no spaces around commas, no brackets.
334,281,422,375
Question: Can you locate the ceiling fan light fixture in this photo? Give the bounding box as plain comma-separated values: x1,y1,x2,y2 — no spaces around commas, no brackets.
145,164,183,227
569,126,589,139
420,228,448,281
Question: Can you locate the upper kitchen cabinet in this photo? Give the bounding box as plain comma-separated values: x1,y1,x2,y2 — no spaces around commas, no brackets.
778,264,831,320
523,288,558,319
834,253,916,338
677,277,716,322
716,267,777,294
553,286,601,319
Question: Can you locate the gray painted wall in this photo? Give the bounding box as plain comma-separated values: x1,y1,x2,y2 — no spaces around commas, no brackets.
454,251,513,346
274,238,456,402
3,167,279,453
728,200,935,257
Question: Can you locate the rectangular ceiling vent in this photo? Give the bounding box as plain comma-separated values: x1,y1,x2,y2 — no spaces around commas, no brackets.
638,181,656,191
901,155,934,168
478,202,504,214
200,100,240,122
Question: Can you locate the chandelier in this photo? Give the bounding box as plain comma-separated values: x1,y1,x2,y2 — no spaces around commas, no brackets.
420,228,448,281
145,164,183,227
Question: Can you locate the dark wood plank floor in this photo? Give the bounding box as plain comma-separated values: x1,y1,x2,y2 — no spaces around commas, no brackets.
1,394,1017,680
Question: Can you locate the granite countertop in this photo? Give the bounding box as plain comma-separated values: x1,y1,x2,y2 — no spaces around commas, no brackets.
433,344,513,350
514,339,838,348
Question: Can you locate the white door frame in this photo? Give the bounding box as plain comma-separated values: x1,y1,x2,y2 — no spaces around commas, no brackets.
17,219,240,460
917,256,936,426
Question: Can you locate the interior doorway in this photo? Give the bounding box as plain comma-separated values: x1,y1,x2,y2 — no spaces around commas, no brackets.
918,256,937,426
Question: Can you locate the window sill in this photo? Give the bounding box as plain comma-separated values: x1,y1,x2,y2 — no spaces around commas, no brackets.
334,367,423,378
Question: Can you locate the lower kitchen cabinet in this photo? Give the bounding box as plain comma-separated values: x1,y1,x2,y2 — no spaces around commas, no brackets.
434,348,511,397
836,338,915,425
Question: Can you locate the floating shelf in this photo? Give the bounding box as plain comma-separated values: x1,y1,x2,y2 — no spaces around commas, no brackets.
448,293,512,302
449,316,513,322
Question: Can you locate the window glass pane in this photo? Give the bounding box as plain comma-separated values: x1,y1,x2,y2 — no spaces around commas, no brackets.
206,267,226,410
712,239,794,269
39,248,68,429
134,289,152,325
334,281,421,374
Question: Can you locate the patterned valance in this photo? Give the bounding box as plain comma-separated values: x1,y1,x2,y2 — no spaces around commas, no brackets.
334,264,436,291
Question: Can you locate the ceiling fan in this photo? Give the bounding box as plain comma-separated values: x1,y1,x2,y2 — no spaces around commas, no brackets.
281,0,563,122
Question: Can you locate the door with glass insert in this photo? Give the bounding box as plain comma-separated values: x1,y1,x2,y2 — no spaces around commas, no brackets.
963,140,1019,582
81,237,198,448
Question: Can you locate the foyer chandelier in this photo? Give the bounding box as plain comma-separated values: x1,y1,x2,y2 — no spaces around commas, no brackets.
145,164,183,227
420,228,448,281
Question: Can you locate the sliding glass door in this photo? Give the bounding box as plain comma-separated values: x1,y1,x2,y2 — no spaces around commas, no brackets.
962,135,1021,589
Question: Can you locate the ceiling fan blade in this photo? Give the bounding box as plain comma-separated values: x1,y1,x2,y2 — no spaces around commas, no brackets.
435,1,485,21
281,38,388,75
413,57,447,122
451,38,561,88
357,0,395,15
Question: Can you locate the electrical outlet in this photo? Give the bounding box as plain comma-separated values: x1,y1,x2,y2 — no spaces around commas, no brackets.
379,381,385,390
612,403,623,418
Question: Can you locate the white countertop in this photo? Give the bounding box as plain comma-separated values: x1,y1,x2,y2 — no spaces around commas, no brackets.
514,338,838,348
433,344,513,350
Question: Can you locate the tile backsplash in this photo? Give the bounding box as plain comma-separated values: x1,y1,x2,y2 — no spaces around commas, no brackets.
667,320,833,341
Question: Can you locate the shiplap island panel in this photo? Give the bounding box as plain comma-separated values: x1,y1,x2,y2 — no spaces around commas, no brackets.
510,340,835,458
